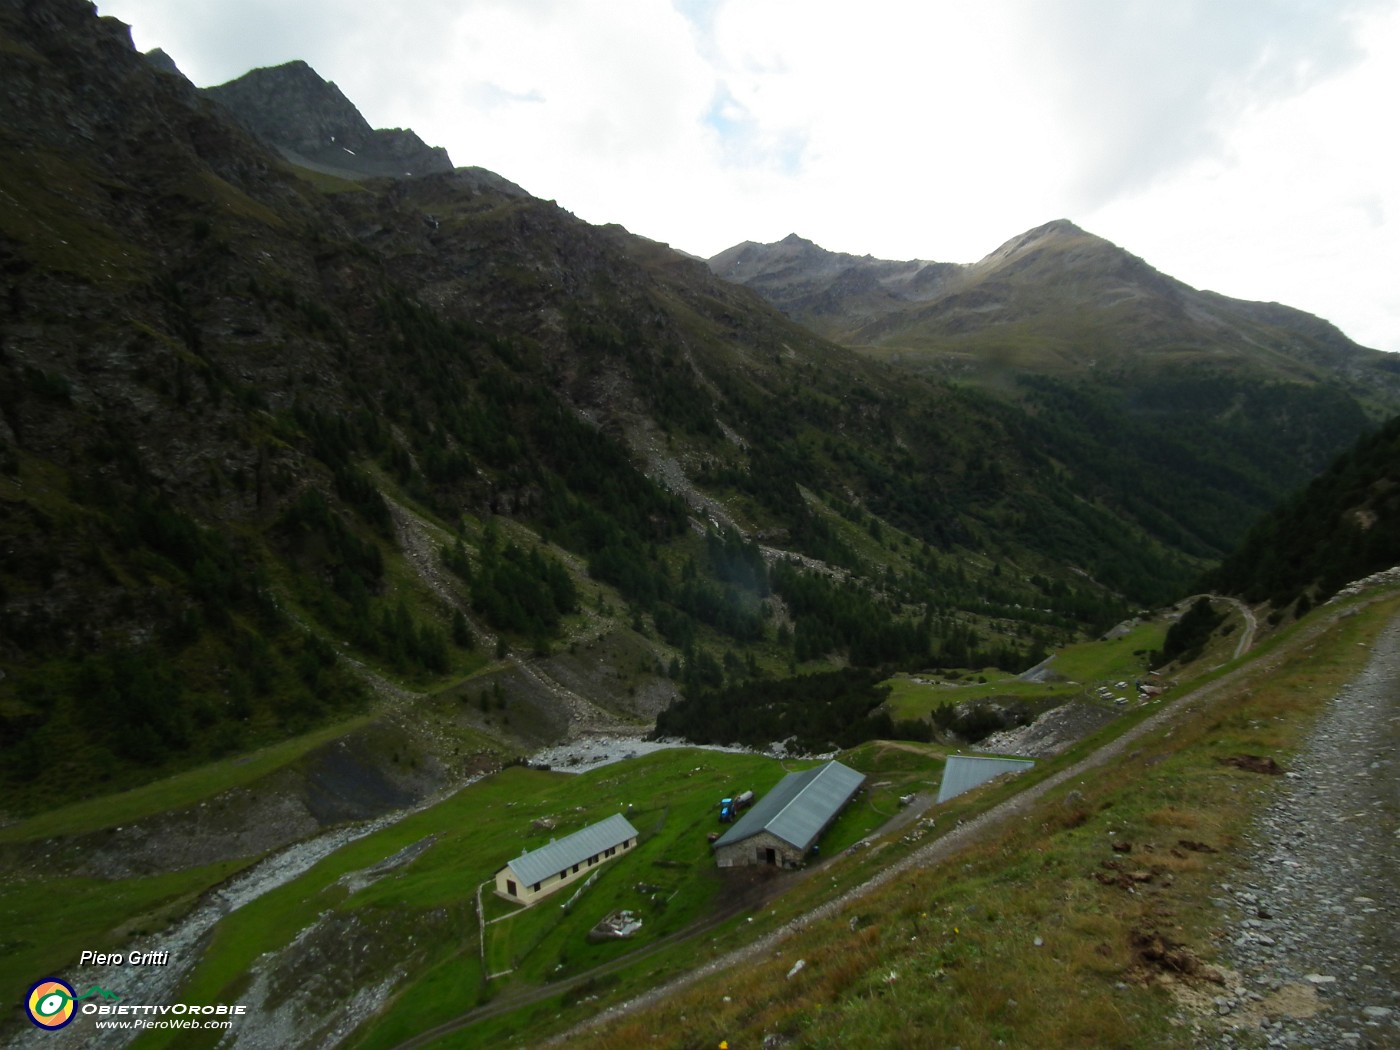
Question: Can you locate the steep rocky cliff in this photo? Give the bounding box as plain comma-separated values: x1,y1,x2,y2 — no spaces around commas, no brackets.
203,59,454,179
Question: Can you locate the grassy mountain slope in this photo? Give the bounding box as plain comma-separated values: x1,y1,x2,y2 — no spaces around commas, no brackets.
712,221,1395,391
6,567,1395,1048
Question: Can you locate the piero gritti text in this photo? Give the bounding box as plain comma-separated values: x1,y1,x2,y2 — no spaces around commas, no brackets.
80,950,171,966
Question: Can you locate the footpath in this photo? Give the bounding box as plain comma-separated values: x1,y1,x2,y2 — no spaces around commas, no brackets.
1210,614,1400,1047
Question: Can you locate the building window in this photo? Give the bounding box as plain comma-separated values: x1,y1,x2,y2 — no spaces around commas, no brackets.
532,883,540,892
572,863,579,873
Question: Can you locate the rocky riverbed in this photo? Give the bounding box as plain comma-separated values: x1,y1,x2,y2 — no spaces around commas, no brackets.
1203,614,1400,1048
527,733,825,773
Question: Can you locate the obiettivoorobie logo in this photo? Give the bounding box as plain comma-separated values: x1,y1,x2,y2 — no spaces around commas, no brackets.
25,979,121,1030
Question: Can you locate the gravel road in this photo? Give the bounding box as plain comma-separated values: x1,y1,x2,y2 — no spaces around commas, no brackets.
1208,614,1400,1048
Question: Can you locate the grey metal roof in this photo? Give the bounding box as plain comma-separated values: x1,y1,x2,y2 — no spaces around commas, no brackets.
505,813,639,887
713,760,865,853
936,755,1035,804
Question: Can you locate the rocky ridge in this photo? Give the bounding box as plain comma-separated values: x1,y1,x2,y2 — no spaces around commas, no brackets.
202,60,453,179
709,221,1400,401
708,233,965,333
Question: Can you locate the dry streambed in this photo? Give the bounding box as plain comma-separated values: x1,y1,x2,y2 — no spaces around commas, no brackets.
2,808,421,1050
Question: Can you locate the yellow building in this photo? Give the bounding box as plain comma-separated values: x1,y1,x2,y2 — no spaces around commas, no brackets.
495,813,639,906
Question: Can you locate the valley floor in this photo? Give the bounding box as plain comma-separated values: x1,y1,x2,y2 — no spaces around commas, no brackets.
6,592,1398,1050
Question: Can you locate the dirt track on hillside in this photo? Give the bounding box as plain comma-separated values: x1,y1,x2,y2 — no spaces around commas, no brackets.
1206,615,1400,1046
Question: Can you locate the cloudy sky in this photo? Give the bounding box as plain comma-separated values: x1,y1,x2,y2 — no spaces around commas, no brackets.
99,0,1400,351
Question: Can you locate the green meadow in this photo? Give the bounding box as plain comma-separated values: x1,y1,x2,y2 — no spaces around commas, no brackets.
883,619,1168,722
111,747,905,1049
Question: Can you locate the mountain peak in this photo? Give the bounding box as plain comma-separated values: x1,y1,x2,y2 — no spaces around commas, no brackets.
981,218,1102,262
205,61,374,152
142,48,185,79
203,61,453,179
1035,218,1084,236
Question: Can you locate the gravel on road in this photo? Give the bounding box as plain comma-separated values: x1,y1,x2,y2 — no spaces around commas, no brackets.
1208,614,1400,1048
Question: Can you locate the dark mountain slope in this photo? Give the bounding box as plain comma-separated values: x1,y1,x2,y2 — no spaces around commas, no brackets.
1205,415,1400,607
0,0,1244,809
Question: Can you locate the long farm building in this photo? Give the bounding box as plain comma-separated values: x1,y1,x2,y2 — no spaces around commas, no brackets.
495,813,639,906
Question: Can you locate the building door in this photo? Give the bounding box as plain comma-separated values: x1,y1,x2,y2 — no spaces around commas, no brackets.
506,880,517,897
764,847,777,865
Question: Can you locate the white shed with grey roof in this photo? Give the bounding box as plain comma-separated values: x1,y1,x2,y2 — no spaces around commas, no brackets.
495,813,639,905
713,760,865,869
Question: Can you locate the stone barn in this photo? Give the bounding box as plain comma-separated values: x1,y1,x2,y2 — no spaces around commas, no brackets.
712,760,865,869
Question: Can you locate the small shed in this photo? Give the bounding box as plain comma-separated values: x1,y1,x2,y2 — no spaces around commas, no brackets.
936,755,1035,804
495,813,639,906
713,760,865,869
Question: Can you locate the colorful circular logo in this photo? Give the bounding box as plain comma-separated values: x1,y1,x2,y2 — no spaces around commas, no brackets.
26,978,77,1030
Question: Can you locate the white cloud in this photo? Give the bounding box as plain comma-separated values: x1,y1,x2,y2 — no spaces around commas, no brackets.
1083,2,1400,350
1015,0,1382,210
